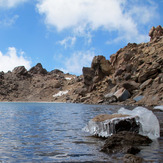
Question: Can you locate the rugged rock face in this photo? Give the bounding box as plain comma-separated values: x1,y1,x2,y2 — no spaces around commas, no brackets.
0,26,162,106
149,25,163,41
80,25,163,106
0,63,79,102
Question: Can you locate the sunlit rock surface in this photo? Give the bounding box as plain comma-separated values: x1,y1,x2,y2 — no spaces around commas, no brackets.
83,107,160,139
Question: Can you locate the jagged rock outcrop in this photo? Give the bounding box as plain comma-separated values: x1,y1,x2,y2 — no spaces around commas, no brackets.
80,25,163,106
82,56,114,92
29,63,48,75
149,25,163,41
0,63,78,102
91,55,114,77
12,66,28,76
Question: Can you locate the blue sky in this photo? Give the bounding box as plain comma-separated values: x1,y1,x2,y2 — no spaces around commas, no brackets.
0,0,163,75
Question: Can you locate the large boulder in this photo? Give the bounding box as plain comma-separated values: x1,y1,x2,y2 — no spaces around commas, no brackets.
122,81,139,94
101,131,152,154
29,63,47,75
123,154,143,163
82,67,95,86
114,87,131,101
139,78,153,90
149,25,163,41
12,66,28,76
91,55,113,76
138,68,158,83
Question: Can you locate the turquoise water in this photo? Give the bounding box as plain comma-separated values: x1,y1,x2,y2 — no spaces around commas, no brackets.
0,102,162,162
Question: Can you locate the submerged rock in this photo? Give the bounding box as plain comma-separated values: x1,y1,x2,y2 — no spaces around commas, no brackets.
123,154,143,163
101,131,152,155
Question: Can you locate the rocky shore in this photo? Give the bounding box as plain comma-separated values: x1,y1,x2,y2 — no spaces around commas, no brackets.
0,26,163,106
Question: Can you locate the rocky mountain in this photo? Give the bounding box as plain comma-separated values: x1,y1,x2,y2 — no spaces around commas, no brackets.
0,25,163,106
0,63,81,102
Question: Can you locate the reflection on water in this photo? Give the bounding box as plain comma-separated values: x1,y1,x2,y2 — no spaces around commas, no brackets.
0,102,162,162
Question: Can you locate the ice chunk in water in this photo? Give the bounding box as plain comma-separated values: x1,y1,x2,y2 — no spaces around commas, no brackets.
154,106,163,111
83,107,160,139
83,114,140,138
118,107,160,139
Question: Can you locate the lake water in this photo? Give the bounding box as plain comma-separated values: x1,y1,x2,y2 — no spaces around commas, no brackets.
0,102,162,162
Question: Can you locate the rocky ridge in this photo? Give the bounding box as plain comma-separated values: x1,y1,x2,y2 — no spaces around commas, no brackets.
0,26,163,106
77,25,163,106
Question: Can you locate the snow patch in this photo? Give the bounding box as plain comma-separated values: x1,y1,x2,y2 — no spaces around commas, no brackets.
65,77,72,80
53,90,68,97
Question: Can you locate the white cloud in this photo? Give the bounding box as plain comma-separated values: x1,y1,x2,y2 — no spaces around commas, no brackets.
0,47,31,72
0,15,19,26
55,50,96,75
0,0,28,8
58,36,76,48
37,0,157,43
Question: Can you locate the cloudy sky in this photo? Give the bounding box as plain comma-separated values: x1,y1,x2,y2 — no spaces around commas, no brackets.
0,0,162,75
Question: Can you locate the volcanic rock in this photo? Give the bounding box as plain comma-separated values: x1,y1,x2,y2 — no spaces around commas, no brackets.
149,25,163,41
101,131,152,154
0,25,162,105
12,66,29,78
82,67,94,86
29,63,47,75
91,55,114,76
123,154,143,163
114,88,131,102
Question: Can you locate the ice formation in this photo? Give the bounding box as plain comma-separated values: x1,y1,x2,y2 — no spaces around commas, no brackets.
118,107,160,139
83,114,139,137
53,90,68,97
83,107,160,139
154,105,163,111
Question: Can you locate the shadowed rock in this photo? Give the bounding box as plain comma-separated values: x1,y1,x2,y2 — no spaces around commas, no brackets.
29,63,47,75
101,131,152,155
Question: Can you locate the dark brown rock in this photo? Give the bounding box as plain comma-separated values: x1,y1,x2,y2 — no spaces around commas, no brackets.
101,131,152,155
149,25,163,41
29,63,47,75
122,81,139,94
49,69,63,75
0,71,4,79
138,69,158,83
12,66,28,76
91,55,113,76
114,88,131,101
82,67,95,86
123,154,143,163
115,68,124,76
140,78,153,90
